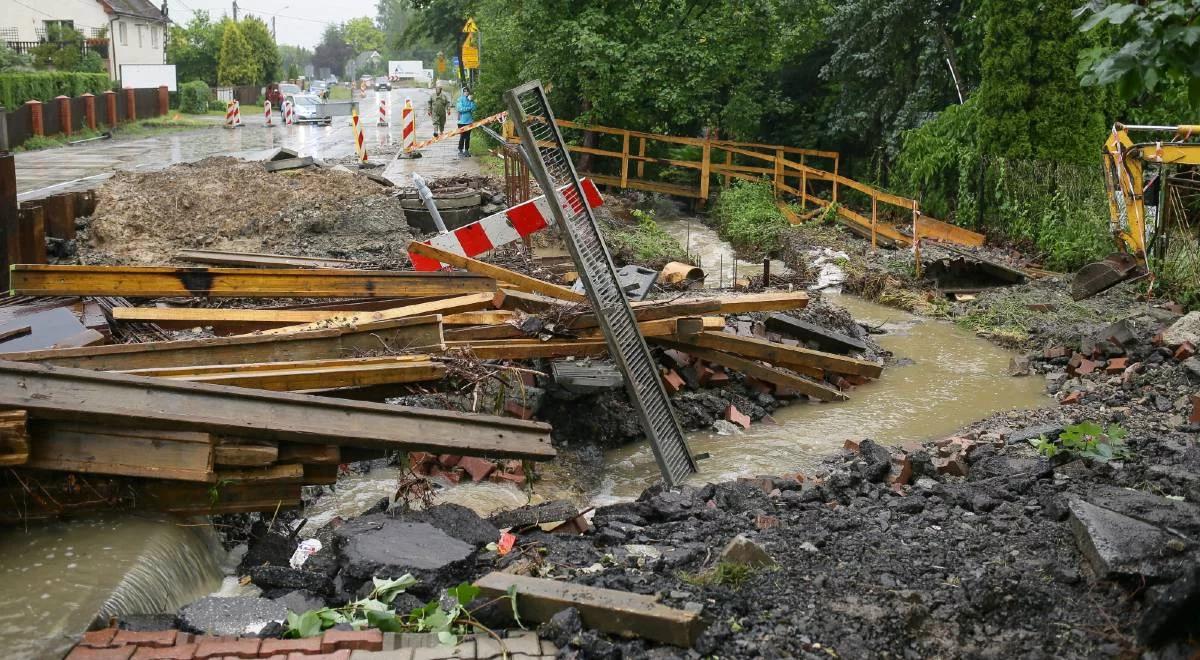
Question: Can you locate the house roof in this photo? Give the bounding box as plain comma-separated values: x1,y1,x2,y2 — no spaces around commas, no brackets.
99,0,170,23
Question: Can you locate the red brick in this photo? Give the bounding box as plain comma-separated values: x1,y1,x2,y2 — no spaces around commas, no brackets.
131,644,198,660
843,438,861,452
1075,358,1098,375
724,404,751,430
888,453,913,485
189,636,234,646
321,629,382,652
490,470,527,486
1190,394,1200,424
193,638,260,659
1043,345,1068,359
1174,341,1195,360
1060,391,1083,405
409,452,436,466
260,637,323,656
933,456,968,477
67,646,135,660
458,456,496,482
737,476,775,494
1105,357,1128,374
294,651,351,660
81,628,119,648
1152,330,1165,347
661,369,686,394
504,399,534,419
706,369,730,385
503,459,523,473
113,630,178,648
662,349,691,368
697,365,716,385
428,465,462,483
844,374,869,386
754,514,779,530
744,376,773,394
519,371,537,387
437,454,461,467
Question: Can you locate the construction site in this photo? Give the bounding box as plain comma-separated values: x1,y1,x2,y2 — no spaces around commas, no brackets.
2,37,1200,659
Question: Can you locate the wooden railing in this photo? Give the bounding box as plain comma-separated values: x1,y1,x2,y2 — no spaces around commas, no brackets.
520,119,985,249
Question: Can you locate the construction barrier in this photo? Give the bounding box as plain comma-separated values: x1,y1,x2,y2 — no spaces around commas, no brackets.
352,107,367,164
409,178,603,270
402,110,506,155
264,100,274,127
224,99,242,128
283,100,294,126
378,94,389,127
401,98,416,152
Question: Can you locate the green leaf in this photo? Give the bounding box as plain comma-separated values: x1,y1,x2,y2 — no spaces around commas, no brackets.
372,574,417,604
422,607,453,633
294,610,324,638
437,630,458,646
448,583,481,607
366,609,405,632
507,584,524,629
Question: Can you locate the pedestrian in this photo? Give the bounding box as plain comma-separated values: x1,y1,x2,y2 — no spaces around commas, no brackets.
427,85,450,138
456,89,477,156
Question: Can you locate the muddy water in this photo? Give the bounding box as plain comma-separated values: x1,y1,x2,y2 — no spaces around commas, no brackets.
655,216,788,288
594,294,1052,502
0,516,225,658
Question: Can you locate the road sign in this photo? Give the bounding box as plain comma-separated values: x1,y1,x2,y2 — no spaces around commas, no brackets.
435,53,448,76
463,17,478,33
462,32,479,69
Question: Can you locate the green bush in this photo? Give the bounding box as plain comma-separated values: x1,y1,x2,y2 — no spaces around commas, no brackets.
0,72,111,109
179,80,211,114
711,180,789,257
607,209,687,266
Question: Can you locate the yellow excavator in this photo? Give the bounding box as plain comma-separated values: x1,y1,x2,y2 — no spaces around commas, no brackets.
1073,123,1200,300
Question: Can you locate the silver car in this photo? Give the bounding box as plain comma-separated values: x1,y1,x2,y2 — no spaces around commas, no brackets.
290,94,332,124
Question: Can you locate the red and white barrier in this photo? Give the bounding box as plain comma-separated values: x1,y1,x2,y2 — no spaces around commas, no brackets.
224,99,243,128
352,107,367,163
378,94,389,126
264,100,274,127
408,179,604,271
283,100,294,126
401,98,415,152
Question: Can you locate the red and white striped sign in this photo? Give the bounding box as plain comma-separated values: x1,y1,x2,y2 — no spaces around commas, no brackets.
401,98,415,151
408,179,604,271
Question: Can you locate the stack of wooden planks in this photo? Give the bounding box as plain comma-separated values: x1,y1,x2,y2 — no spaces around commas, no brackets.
0,245,884,521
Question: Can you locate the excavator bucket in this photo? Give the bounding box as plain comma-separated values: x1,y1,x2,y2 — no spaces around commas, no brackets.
1071,252,1143,301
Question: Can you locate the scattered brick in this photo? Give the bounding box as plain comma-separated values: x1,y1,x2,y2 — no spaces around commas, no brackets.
662,349,691,368
698,365,715,385
549,512,592,534
428,465,462,483
1074,358,1098,375
260,638,323,656
706,369,730,386
724,404,751,430
754,514,779,530
193,637,260,659
490,470,527,486
321,629,383,653
519,370,537,387
834,376,851,391
1043,345,1068,359
503,459,522,473
458,456,496,482
1152,330,1165,346
131,644,199,660
409,452,436,467
66,646,135,660
744,376,773,394
1060,391,1083,405
437,454,461,468
113,630,178,648
81,628,119,648
1174,341,1195,361
933,456,968,477
888,453,913,485
843,438,861,452
844,374,869,386
504,399,534,419
1106,357,1128,374
662,369,686,394
297,651,351,660
1191,394,1200,424
737,476,775,495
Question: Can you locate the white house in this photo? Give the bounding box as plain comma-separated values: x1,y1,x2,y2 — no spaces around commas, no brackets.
1,0,169,80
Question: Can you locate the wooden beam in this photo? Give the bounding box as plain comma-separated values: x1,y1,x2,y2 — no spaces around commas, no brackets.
0,359,556,460
652,338,846,402
218,463,306,484
107,305,508,334
278,443,340,464
9,265,496,298
445,339,609,360
443,311,516,326
0,315,445,371
704,292,810,314
255,293,495,336
492,288,579,314
407,241,586,303
118,355,430,377
0,410,30,466
474,573,706,648
25,420,216,482
214,441,279,466
164,360,445,391
176,249,364,269
679,331,883,378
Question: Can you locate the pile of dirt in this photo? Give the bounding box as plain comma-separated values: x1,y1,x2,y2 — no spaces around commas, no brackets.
79,157,416,266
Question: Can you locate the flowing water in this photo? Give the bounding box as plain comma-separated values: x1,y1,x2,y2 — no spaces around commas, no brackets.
655,216,789,288
0,515,225,659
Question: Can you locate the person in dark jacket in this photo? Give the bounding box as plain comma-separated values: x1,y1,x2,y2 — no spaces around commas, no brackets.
456,90,477,155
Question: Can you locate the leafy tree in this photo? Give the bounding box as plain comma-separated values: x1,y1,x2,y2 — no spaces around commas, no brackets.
278,44,312,79
1076,0,1200,107
217,20,259,86
313,24,353,77
240,17,280,85
0,43,32,71
31,24,91,71
344,17,385,54
167,11,225,86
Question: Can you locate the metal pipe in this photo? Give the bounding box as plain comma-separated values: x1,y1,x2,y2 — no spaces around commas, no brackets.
412,173,448,234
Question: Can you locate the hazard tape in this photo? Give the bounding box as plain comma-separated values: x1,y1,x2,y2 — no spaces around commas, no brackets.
403,110,507,154
408,179,603,271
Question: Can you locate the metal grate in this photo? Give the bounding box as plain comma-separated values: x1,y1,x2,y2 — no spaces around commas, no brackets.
503,80,697,488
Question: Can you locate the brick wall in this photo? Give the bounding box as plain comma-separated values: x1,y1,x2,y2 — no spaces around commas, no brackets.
0,87,168,150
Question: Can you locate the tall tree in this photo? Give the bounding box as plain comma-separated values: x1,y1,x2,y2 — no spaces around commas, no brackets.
278,44,313,78
312,24,353,77
217,20,259,85
344,17,385,54
240,16,280,85
167,11,225,85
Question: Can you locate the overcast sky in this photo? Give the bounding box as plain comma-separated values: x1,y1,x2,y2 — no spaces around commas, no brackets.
167,0,380,49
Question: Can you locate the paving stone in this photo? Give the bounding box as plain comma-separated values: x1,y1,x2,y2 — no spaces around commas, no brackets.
112,629,179,648
193,636,261,658
1068,497,1185,580
66,646,135,660
81,628,119,648
260,637,323,655
130,645,199,660
179,597,286,637
351,651,414,660
323,629,384,652
335,517,475,597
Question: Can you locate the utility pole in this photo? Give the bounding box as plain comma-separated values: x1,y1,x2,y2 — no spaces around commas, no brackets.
232,0,238,21
271,16,276,40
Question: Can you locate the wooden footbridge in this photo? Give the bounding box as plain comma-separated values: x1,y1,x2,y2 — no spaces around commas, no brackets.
504,119,985,249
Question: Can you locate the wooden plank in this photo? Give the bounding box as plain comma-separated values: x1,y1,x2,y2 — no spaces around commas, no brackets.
0,325,32,343
652,338,846,402
176,249,362,269
108,305,508,333
118,355,430,377
42,192,76,241
50,329,107,348
257,293,495,335
25,420,216,482
445,339,609,360
140,481,302,516
680,331,883,378
214,441,278,466
0,360,556,459
492,289,577,314
17,205,47,266
0,315,445,371
278,443,340,464
443,311,516,325
407,241,586,303
0,410,30,466
9,265,496,298
706,292,810,314
916,215,987,247
169,361,445,391
218,463,306,484
475,572,706,648
764,313,868,354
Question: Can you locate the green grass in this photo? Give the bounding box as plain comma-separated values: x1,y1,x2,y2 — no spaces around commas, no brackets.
679,562,758,589
607,209,687,266
328,85,351,101
712,179,790,258
14,116,215,151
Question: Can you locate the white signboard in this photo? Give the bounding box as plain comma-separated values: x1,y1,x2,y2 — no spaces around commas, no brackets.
388,60,424,80
120,64,178,91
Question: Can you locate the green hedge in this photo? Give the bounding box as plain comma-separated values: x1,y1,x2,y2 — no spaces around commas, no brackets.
179,80,210,114
0,72,112,110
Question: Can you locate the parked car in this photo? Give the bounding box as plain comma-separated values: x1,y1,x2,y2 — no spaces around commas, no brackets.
375,77,392,91
290,94,331,124
308,80,328,98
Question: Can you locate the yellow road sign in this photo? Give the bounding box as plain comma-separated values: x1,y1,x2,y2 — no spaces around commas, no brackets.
463,17,478,33
462,32,479,69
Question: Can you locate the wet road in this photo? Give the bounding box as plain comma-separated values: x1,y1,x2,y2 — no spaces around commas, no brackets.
15,86,483,200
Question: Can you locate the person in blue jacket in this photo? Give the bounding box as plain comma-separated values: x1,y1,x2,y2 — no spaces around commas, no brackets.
456,89,477,156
